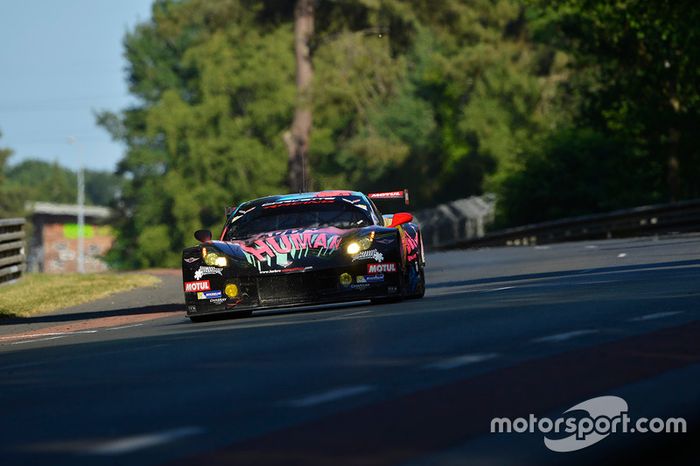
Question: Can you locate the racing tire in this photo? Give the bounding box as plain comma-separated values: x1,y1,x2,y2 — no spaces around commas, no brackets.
406,266,426,299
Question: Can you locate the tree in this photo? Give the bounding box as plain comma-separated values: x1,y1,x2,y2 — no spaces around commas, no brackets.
0,131,25,217
98,0,295,267
284,0,314,192
99,0,572,266
530,0,700,201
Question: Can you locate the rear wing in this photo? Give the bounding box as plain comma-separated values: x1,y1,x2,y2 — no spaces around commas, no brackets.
367,189,410,206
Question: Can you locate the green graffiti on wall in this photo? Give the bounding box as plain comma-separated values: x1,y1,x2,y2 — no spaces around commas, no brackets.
63,224,94,239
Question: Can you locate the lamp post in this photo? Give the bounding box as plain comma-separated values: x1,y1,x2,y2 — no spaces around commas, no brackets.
67,137,85,274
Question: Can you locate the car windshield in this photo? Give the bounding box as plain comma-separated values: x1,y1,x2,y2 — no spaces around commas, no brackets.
225,198,374,239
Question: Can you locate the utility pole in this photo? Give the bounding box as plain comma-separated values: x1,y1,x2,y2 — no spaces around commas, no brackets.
68,137,85,274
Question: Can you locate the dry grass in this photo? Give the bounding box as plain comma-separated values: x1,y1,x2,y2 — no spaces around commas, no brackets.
0,272,161,318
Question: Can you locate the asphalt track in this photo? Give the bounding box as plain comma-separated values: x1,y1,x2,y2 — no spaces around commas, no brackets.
1,235,699,465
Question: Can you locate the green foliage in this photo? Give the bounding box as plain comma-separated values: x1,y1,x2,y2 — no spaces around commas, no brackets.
103,0,699,264
0,132,23,217
311,1,564,206
499,0,700,225
99,0,295,267
0,129,122,218
1,158,122,207
497,128,664,226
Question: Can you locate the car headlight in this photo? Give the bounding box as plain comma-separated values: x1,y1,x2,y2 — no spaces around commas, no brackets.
202,247,228,267
345,232,375,255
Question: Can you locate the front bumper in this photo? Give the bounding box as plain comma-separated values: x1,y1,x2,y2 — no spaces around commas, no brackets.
184,266,401,317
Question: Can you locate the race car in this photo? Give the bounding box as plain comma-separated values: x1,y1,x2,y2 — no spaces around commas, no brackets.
182,190,425,322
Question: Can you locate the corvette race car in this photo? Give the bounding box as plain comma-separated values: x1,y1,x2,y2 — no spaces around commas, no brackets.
182,190,425,322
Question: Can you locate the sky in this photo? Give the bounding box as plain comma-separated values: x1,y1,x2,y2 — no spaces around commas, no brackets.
0,0,153,172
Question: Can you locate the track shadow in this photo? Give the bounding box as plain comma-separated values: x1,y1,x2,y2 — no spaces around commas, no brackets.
171,301,369,325
427,258,700,289
0,303,183,326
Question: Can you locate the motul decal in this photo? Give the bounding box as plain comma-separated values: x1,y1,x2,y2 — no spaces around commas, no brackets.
368,191,403,199
184,280,211,292
367,262,397,273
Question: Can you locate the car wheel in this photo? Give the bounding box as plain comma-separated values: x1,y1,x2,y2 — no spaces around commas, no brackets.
407,266,425,299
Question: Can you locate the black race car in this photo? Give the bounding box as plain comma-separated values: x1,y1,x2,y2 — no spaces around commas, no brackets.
182,190,425,322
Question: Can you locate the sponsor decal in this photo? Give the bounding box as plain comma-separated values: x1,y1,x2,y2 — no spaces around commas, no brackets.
491,395,687,452
357,274,384,284
350,283,370,290
367,262,397,274
194,266,223,280
352,249,384,262
197,290,223,300
315,190,352,197
365,274,384,283
262,197,335,209
184,280,210,292
339,272,353,287
388,286,398,293
282,266,312,273
184,257,199,264
210,297,227,305
368,190,404,199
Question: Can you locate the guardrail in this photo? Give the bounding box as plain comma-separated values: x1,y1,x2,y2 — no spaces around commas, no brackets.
413,195,496,250
0,218,26,285
446,198,700,250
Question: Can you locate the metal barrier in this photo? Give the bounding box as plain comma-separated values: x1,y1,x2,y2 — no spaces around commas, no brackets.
0,218,26,285
413,195,496,250
449,198,700,249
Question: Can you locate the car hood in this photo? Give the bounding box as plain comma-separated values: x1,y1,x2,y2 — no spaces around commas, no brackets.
208,226,369,270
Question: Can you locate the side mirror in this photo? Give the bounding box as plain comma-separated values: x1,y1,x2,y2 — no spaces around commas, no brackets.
194,229,212,243
389,212,413,228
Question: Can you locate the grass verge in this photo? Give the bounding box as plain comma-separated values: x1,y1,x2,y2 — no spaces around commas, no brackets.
0,272,161,318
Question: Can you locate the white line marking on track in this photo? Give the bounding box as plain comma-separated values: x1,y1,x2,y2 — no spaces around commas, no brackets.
85,427,204,455
286,385,374,407
617,253,627,258
628,311,683,322
104,323,145,331
11,336,67,345
424,353,498,370
482,286,514,292
0,330,98,341
532,329,599,343
343,310,371,317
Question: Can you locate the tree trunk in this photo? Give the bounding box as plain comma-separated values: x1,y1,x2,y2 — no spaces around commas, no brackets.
284,0,314,193
667,128,680,202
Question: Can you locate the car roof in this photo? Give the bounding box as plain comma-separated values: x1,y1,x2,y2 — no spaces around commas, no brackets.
241,190,367,207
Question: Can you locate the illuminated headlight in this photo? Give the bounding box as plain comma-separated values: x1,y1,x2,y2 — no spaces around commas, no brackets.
202,248,228,267
345,232,375,255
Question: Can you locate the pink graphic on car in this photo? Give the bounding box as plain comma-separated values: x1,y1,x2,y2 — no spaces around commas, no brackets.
230,228,343,270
